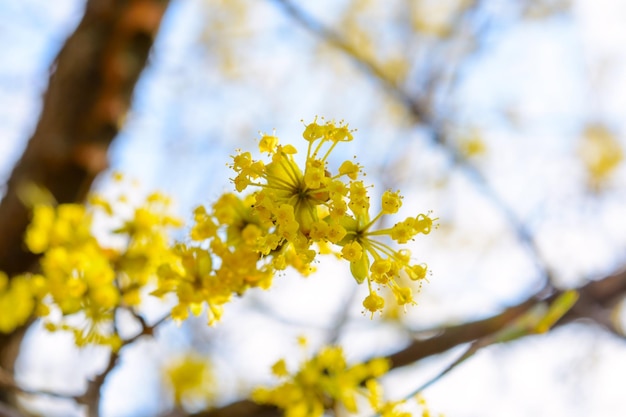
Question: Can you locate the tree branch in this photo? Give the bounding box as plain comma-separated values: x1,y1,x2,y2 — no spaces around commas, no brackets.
0,0,171,275
187,3,626,417
270,0,426,120
0,0,172,403
387,295,539,369
181,268,626,417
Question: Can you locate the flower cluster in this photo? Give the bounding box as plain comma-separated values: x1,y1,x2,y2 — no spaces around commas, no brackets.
0,189,183,348
230,118,434,315
152,192,275,325
163,352,216,409
0,271,42,333
0,118,434,347
579,124,623,189
253,342,415,417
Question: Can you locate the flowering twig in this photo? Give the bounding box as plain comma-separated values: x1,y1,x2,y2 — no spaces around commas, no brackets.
79,311,171,417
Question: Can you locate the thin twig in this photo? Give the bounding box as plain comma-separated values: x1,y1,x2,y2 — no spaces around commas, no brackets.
0,366,80,401
326,285,360,345
79,311,171,417
270,0,425,119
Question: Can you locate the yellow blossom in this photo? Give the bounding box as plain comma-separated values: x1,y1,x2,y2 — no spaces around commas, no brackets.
259,134,279,153
272,359,290,377
579,124,623,189
164,353,216,410
341,241,363,261
227,119,434,316
253,344,392,417
363,293,385,317
381,190,402,214
0,273,37,333
7,118,435,348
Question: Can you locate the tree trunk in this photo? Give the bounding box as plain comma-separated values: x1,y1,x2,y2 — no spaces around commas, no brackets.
0,0,172,404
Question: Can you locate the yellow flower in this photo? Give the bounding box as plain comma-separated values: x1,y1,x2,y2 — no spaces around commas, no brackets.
579,124,623,189
22,187,183,347
363,293,385,317
164,353,216,409
272,359,289,377
339,160,360,180
254,343,392,417
24,205,55,253
259,134,279,154
190,205,217,241
381,190,402,214
0,273,36,333
227,119,435,316
228,119,363,276
341,241,363,262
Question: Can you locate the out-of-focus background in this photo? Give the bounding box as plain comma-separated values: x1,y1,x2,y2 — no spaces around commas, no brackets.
1,0,626,416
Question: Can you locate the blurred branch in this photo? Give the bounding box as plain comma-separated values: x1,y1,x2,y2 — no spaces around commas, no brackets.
186,3,626,417
182,267,626,417
270,0,428,120
392,269,626,369
325,286,359,345
0,366,80,402
559,267,626,332
0,312,170,417
0,0,172,403
271,0,555,283
0,0,171,276
0,402,24,417
78,312,170,417
387,293,541,368
186,401,278,417
0,364,80,417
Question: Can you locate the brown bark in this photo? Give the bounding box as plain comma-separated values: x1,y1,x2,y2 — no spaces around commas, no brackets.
0,0,171,403
187,401,278,417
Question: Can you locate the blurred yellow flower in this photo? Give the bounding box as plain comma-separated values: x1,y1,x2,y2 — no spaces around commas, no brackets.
164,353,216,410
